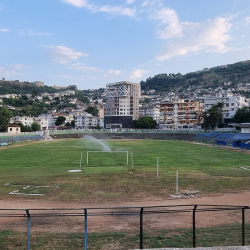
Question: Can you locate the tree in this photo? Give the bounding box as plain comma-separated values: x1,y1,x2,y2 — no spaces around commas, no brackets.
233,107,250,123
16,122,31,132
203,102,224,130
55,116,66,126
0,106,12,132
142,98,151,103
85,106,99,116
96,124,101,130
31,122,41,131
65,122,71,129
134,116,157,129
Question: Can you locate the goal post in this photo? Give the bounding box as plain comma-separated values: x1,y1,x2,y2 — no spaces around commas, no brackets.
86,151,129,166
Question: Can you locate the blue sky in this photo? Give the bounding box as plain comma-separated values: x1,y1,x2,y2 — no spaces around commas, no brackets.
0,0,250,90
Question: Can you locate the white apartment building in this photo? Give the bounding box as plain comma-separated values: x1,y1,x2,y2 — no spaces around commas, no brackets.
204,92,249,124
39,114,55,128
139,105,160,124
34,117,49,130
75,112,100,129
104,81,140,128
62,90,75,96
10,116,34,127
10,115,49,130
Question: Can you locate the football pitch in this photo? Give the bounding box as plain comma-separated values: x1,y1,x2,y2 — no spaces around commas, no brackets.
1,139,250,201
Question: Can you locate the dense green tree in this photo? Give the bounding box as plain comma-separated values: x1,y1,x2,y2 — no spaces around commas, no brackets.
85,106,99,116
96,124,101,130
142,98,151,103
31,122,41,131
15,122,31,132
233,107,250,123
75,91,90,104
65,122,71,128
134,116,157,129
0,106,13,132
55,116,66,126
203,102,224,130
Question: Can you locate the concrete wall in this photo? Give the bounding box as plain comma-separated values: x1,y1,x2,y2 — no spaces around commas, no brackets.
50,132,197,141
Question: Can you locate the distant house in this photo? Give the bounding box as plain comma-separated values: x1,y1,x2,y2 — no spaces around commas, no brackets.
7,124,21,134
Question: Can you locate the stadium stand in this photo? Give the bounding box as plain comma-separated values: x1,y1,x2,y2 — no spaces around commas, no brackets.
193,132,221,142
194,132,250,148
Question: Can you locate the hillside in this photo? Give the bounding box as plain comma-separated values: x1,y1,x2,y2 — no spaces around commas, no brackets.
0,81,60,95
140,60,250,92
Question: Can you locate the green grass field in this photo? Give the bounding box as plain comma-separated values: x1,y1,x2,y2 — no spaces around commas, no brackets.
1,139,250,201
1,223,250,249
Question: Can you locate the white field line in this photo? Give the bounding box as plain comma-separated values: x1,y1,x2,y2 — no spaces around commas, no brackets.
5,183,59,196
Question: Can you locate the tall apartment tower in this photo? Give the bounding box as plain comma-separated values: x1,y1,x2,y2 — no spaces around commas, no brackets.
104,81,140,129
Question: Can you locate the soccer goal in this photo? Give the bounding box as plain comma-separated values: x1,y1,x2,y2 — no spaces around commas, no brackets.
86,151,129,166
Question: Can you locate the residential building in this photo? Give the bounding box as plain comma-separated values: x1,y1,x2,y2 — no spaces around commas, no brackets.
62,90,75,96
75,112,100,129
204,92,249,125
10,115,49,130
33,117,49,130
159,99,203,130
139,105,160,124
7,124,21,134
104,81,140,128
10,116,34,127
98,105,104,119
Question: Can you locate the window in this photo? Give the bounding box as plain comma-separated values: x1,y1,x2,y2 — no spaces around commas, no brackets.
231,108,234,111
10,128,12,131
231,103,234,106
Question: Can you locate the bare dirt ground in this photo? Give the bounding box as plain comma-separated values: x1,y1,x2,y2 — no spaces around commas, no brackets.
0,191,250,234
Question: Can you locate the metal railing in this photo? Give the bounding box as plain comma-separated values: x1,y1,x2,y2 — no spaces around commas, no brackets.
0,204,249,250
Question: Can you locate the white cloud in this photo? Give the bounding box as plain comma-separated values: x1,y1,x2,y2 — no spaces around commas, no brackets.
156,15,233,61
18,30,51,36
61,0,88,8
245,17,250,26
0,28,10,32
61,0,136,17
0,64,28,75
141,1,149,7
98,5,136,17
68,63,103,72
126,0,135,4
104,70,123,78
28,30,51,36
48,46,87,64
154,8,183,39
130,69,149,79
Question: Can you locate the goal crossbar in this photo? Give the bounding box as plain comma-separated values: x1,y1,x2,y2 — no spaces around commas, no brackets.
87,151,128,165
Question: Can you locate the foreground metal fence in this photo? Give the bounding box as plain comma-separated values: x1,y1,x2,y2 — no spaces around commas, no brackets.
0,205,250,250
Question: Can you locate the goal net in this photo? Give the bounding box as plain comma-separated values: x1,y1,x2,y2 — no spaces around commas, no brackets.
86,151,128,166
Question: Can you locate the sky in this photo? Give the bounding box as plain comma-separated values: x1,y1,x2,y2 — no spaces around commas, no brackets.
0,0,250,90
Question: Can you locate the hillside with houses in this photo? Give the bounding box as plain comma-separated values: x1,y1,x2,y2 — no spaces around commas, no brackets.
1,60,250,132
